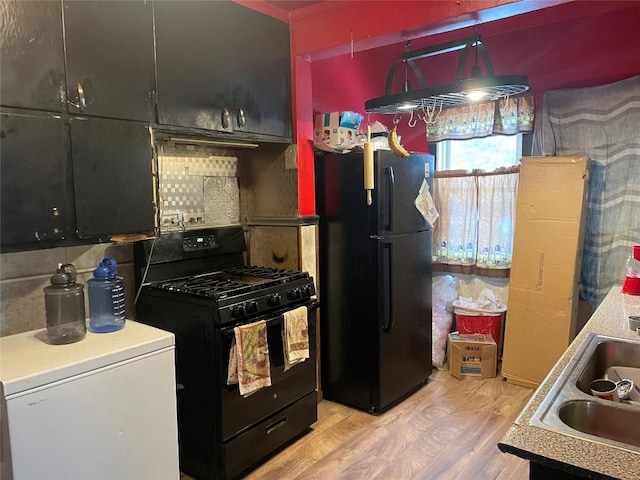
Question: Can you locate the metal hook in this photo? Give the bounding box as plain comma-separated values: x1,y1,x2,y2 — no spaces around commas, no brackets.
408,109,417,128
422,100,443,125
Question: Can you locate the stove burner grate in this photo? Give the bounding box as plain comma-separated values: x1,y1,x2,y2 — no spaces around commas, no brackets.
225,266,308,281
149,266,311,301
154,275,253,298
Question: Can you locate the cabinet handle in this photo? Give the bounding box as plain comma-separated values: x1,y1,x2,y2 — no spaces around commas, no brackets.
76,83,86,112
237,108,246,128
222,108,231,129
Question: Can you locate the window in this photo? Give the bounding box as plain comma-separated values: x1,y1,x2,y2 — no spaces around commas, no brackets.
436,135,522,171
432,135,521,272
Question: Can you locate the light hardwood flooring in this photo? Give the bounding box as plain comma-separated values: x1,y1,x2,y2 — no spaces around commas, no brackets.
184,369,534,480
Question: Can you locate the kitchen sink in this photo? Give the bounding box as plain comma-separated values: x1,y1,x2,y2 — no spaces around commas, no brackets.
558,400,640,448
530,333,640,453
575,337,640,395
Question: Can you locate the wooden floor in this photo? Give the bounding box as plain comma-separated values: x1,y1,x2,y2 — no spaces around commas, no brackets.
184,369,534,480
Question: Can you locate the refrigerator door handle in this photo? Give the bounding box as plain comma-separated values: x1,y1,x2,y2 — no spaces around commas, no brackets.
385,166,395,232
382,241,394,333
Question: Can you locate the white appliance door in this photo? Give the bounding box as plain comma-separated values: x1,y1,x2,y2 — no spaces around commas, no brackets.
5,348,179,480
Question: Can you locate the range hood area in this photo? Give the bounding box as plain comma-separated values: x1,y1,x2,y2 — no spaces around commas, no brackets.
155,136,300,234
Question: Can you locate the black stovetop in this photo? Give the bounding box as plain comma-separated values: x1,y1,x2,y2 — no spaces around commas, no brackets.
134,227,316,325
149,266,310,301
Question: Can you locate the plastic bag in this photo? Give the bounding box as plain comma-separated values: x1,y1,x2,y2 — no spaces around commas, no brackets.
452,287,507,315
432,275,458,369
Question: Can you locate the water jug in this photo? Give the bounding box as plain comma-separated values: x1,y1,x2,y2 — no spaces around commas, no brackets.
622,245,640,332
88,257,126,333
44,263,86,344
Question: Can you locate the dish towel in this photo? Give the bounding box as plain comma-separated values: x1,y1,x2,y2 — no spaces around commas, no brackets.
227,320,271,397
283,306,309,371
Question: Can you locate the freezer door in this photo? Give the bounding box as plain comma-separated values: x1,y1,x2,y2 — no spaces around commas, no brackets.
376,151,433,235
375,230,432,411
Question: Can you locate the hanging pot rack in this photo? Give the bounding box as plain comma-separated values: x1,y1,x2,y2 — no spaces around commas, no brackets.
364,32,529,115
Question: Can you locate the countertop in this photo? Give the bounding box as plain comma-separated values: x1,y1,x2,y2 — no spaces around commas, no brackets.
499,288,640,479
0,320,174,396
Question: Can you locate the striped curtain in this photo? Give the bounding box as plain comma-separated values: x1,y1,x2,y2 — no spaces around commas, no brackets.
532,75,640,307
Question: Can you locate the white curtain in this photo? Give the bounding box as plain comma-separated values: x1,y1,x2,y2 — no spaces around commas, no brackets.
433,176,477,263
433,172,518,269
476,173,518,268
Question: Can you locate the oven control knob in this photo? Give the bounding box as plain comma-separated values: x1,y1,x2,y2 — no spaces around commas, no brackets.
288,288,301,300
245,301,258,314
268,293,282,307
232,304,246,318
301,285,313,297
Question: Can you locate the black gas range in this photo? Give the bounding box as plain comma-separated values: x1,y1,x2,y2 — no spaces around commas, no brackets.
134,227,318,480
144,265,315,326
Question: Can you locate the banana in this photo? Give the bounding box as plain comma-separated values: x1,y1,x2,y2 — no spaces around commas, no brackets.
388,126,410,158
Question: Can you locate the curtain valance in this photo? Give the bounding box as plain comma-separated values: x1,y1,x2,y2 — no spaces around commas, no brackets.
426,94,535,143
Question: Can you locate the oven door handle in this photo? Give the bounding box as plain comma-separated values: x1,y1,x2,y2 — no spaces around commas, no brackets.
221,302,315,338
221,314,288,338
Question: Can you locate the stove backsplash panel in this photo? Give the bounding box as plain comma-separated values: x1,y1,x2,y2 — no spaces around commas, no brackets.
158,143,240,230
204,176,240,225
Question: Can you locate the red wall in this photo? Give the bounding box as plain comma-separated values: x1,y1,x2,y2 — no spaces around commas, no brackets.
310,3,640,153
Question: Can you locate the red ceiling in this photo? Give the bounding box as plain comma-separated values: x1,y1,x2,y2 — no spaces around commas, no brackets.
263,1,323,12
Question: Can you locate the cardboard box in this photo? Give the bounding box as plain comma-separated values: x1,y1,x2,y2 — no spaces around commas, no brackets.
314,112,359,150
502,156,589,389
448,333,497,379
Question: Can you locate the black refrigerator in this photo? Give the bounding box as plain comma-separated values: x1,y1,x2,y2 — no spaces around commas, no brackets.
315,149,434,413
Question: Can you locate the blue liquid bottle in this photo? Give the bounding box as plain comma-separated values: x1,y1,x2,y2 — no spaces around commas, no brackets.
88,258,126,333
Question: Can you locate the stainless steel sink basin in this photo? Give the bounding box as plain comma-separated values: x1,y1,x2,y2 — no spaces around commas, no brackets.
575,338,640,395
558,400,640,448
530,333,640,453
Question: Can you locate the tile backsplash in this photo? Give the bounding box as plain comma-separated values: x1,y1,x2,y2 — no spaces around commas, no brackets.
158,142,240,230
204,176,240,225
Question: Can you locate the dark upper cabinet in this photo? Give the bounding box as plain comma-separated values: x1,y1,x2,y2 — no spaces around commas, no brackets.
231,5,292,139
0,1,157,252
154,1,234,133
0,1,66,112
63,1,155,121
154,0,292,139
0,112,75,249
0,113,156,250
70,118,155,239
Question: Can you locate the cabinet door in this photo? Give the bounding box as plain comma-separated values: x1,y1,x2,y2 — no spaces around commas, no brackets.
154,1,234,132
231,4,292,139
70,118,155,239
63,1,155,121
0,112,75,248
0,0,66,112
